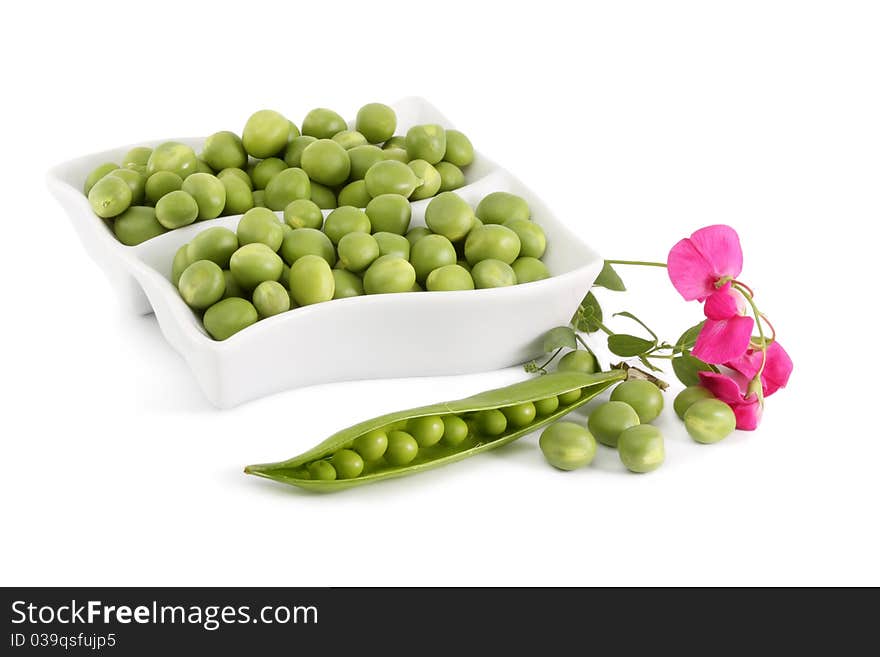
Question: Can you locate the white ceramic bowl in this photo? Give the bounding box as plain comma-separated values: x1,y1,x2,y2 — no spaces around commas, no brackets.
47,97,602,408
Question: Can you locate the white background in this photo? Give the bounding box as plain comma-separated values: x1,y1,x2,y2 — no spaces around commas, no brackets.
1,0,877,586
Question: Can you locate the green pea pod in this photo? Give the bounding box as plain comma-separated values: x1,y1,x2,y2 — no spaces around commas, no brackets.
245,370,625,492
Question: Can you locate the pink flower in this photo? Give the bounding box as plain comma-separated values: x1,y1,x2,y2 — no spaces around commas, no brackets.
698,371,763,431
726,341,793,397
667,225,744,302
691,283,754,364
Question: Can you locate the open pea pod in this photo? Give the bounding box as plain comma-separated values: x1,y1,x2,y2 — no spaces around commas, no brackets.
245,370,625,492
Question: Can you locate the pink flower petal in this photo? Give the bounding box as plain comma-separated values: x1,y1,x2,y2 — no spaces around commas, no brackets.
726,341,793,397
704,284,742,320
667,238,716,301
732,399,762,430
698,371,744,403
692,315,754,364
688,225,744,281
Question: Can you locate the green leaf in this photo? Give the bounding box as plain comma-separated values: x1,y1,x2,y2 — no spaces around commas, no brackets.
671,353,715,386
593,262,626,291
674,321,706,353
573,292,603,333
542,326,577,352
613,311,658,342
608,334,656,357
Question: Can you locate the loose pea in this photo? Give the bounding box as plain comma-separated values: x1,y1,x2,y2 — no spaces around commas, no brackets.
443,130,474,167
364,160,420,198
331,449,364,479
382,147,410,163
217,167,253,189
264,167,310,210
287,121,301,141
684,399,736,444
171,244,191,286
502,402,537,428
383,136,407,150
363,255,416,294
588,401,640,447
385,431,419,466
465,224,521,265
511,257,550,284
441,415,469,446
308,460,337,481
476,191,530,224
474,409,507,436
229,242,283,290
155,190,198,229
406,124,446,164
471,259,517,288
284,135,317,168
284,199,323,230
252,190,266,207
180,172,226,220
222,270,244,299
145,171,183,204
539,422,597,471
251,157,287,190
187,226,239,268
281,227,336,266
147,142,198,179
88,175,131,218
408,160,441,201
332,130,368,150
558,350,598,374
203,297,258,340
309,182,337,209
348,145,385,180
289,254,335,306
237,207,284,251
337,180,372,208
196,160,213,174
332,269,364,299
353,430,388,461
373,231,410,259
122,147,152,170
83,162,118,195
674,386,715,419
435,161,465,191
202,131,247,170
356,103,397,143
302,139,351,186
108,168,146,205
504,218,546,259
425,264,474,291
301,108,347,140
424,191,475,242
617,425,665,473
178,260,226,310
242,109,290,158
410,234,457,283
405,227,432,247
407,415,445,447
324,206,371,245
221,173,254,215
113,206,167,245
365,194,411,235
337,232,380,272
252,280,291,318
534,396,560,416
611,380,664,423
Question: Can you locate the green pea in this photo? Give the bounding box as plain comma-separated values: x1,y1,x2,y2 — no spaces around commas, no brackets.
385,431,419,466
179,172,225,220
332,130,368,150
287,121,301,141
588,401,640,447
281,227,336,266
237,207,283,250
365,194,411,235
203,297,258,340
424,191,475,241
407,415,445,447
155,190,197,228
108,168,146,205
308,460,337,481
405,124,446,164
471,259,517,288
284,135,317,168
356,103,397,143
504,218,546,259
425,264,474,291
363,255,416,294
324,206,371,245
113,206,167,245
88,175,131,218
337,232,380,272
337,180,371,208
171,244,191,286
558,350,598,374
474,409,507,436
264,167,310,210
373,231,410,260
187,226,239,268
443,129,474,167
83,162,118,195
221,173,254,215
408,160,441,201
252,190,266,207
301,139,351,186
230,242,283,290
502,402,537,428
684,399,736,444
465,225,521,265
252,280,291,318
383,136,407,150
348,145,385,181
353,429,388,461
283,199,323,230
410,234,457,283
242,109,290,158
476,191,530,224
618,425,665,473
202,131,247,170
301,108,347,140
405,227,432,247
122,147,152,169
222,270,244,299
196,160,213,174
217,167,253,189
441,415,469,446
309,181,337,209
511,257,550,284
144,171,182,205
178,260,225,310
534,396,560,416
435,162,465,191
610,380,664,423
456,259,471,272
539,422,597,471
289,254,335,306
251,157,287,190
147,142,198,179
364,160,420,198
382,147,410,163
674,386,715,420
332,269,364,299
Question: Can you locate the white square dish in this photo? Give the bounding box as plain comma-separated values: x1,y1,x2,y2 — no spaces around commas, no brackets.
47,97,602,408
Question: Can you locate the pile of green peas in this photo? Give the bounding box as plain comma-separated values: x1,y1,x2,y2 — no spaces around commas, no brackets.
82,103,480,246
171,188,551,340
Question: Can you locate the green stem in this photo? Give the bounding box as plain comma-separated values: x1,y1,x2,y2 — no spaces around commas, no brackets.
605,259,668,268
732,283,767,379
